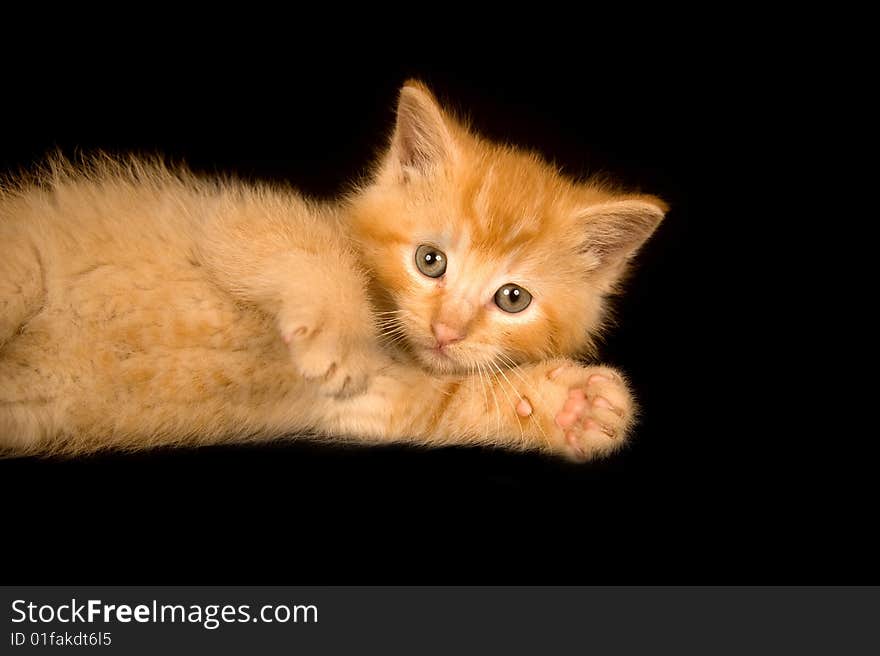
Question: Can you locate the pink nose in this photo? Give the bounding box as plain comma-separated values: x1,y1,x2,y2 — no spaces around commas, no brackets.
432,322,464,348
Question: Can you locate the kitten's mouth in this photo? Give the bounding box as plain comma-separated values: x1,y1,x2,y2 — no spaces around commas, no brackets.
418,344,465,373
389,322,467,372
423,344,452,362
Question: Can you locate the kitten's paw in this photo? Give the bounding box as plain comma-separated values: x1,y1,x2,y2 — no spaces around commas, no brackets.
279,313,373,399
524,361,635,462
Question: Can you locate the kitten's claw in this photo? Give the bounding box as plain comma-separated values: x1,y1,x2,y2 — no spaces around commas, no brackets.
532,361,634,462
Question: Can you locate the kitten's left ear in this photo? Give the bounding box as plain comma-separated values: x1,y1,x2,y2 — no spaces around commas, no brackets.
579,197,668,269
387,81,458,181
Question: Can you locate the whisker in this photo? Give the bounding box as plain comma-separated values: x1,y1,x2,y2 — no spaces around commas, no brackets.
474,360,491,445
497,353,537,395
377,326,408,337
378,333,407,344
377,335,407,345
377,328,409,347
376,320,407,335
482,362,503,443
375,317,405,327
496,352,552,448
489,359,525,448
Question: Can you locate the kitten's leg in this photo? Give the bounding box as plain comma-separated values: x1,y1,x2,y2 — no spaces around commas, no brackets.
270,250,380,398
0,237,45,349
325,358,636,462
195,209,378,398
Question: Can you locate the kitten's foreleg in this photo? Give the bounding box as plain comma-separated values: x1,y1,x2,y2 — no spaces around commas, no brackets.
195,213,380,398
326,358,636,462
270,250,381,398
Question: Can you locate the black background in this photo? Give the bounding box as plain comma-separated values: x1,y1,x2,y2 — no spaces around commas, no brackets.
0,25,869,584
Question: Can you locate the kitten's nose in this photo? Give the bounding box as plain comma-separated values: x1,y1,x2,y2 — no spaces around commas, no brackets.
432,322,464,348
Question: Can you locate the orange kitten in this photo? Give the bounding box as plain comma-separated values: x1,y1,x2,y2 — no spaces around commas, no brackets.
0,81,665,461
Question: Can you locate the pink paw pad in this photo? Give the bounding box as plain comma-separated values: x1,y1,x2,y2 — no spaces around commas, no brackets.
516,397,533,417
555,389,588,429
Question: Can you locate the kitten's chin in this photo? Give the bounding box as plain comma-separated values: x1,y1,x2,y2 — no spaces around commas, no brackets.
416,346,469,375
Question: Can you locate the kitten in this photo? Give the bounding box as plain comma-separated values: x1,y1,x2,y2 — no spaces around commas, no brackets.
0,81,666,461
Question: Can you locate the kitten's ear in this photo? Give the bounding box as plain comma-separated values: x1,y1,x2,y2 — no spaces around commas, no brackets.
388,81,456,180
579,197,667,270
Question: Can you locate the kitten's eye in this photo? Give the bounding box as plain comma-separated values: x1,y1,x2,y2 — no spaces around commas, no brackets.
415,244,447,278
494,284,532,313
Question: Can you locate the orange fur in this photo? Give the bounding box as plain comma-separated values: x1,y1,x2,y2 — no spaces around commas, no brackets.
0,82,665,461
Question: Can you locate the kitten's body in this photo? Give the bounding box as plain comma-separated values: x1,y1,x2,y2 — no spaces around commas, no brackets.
0,83,665,460
1,164,353,453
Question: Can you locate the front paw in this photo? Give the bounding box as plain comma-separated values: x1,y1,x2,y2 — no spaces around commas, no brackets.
518,360,636,462
279,311,373,398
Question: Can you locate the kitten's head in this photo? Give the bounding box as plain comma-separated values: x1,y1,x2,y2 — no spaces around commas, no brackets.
350,81,666,374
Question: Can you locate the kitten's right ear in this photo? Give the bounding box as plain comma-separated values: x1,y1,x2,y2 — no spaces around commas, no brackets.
579,197,667,271
388,81,456,180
